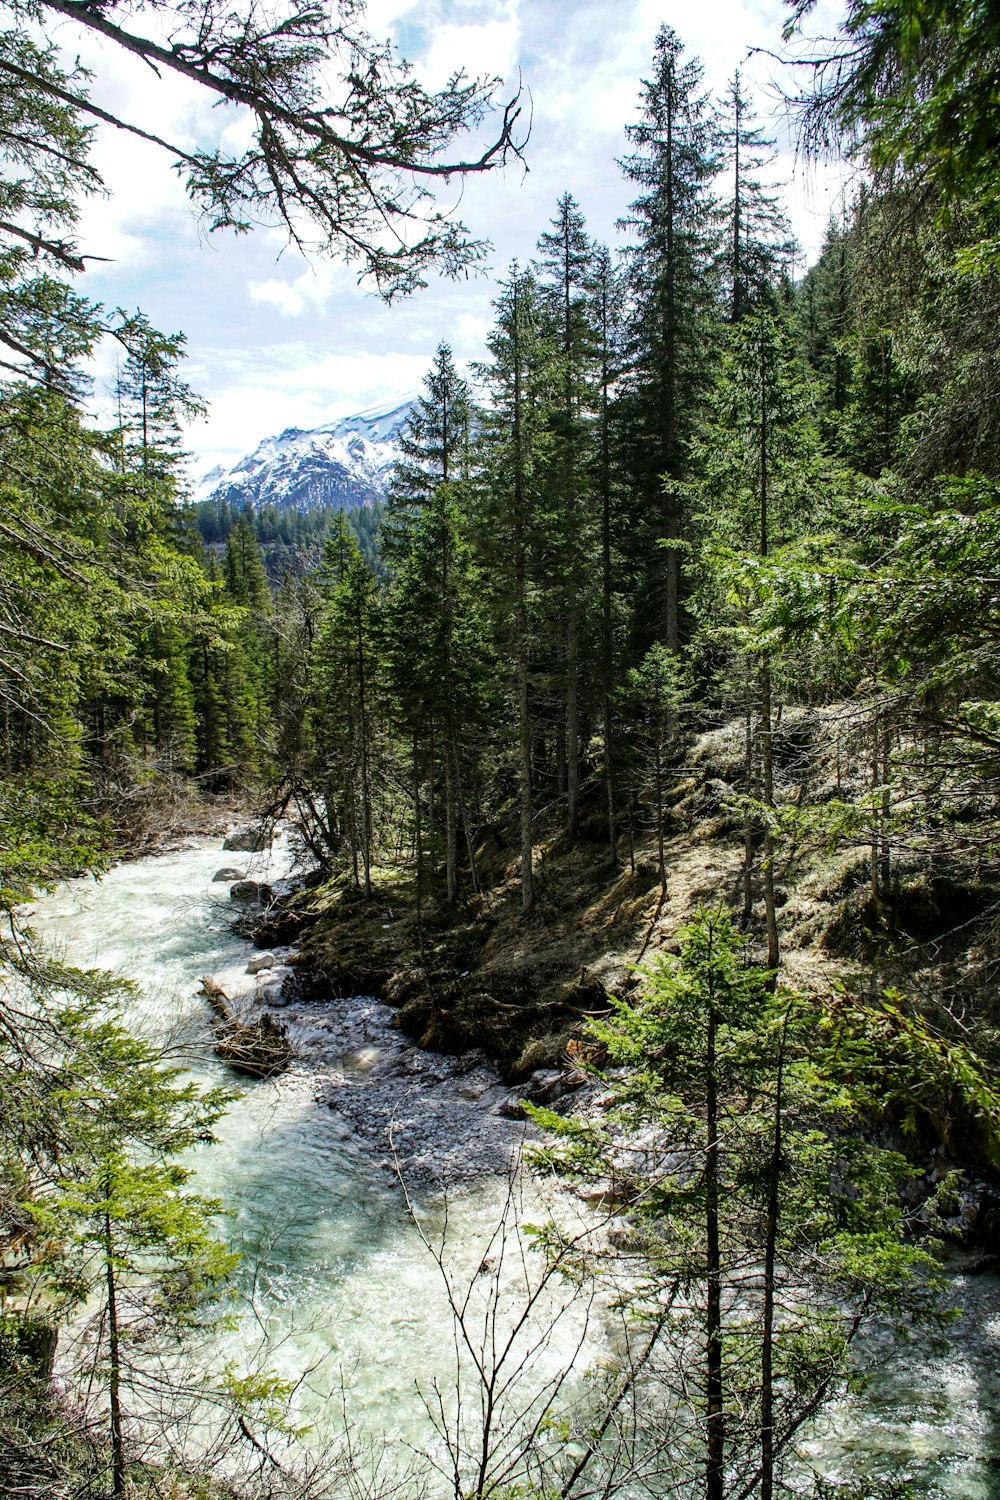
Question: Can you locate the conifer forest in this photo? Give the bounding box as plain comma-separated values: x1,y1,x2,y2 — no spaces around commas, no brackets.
4,0,1000,1496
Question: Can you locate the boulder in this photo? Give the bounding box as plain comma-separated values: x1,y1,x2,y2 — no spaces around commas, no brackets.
523,1068,570,1105
213,866,245,883
246,952,275,974
223,825,270,853
230,880,273,904
495,1094,528,1120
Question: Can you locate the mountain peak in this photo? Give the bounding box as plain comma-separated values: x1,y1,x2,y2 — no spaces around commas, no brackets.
196,399,415,512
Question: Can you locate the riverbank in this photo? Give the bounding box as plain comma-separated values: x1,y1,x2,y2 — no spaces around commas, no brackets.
221,709,1000,1253
25,832,1000,1497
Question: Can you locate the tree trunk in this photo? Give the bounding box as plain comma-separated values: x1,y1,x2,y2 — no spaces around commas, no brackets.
655,728,666,895
705,989,724,1500
760,1020,788,1500
512,278,534,912
741,658,754,928
662,58,680,652
760,664,779,976
444,751,458,907
599,265,617,865
759,329,779,976
450,723,482,896
355,610,373,899
413,735,423,925
566,607,579,839
105,1211,126,1499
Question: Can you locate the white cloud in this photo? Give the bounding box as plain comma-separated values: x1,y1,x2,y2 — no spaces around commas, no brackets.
187,347,432,472
248,256,360,317
53,0,851,470
422,9,522,89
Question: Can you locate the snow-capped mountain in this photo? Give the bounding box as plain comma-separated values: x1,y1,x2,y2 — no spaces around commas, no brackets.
196,398,415,511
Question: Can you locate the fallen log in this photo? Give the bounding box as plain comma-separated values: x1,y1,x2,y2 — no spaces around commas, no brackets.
199,976,292,1079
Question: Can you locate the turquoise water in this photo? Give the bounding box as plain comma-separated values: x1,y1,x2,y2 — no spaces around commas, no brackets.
29,838,1000,1494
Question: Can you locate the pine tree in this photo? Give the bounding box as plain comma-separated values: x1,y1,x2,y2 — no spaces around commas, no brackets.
113,312,205,483
533,193,597,838
694,305,836,968
390,341,472,507
531,905,950,1500
620,644,692,894
591,243,627,863
797,214,855,422
309,516,383,895
21,1018,236,1498
715,72,796,323
473,266,558,912
617,25,721,652
383,345,484,905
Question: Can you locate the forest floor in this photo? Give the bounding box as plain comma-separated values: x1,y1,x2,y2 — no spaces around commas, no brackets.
214,705,1000,1249
108,773,255,861
258,712,1000,1106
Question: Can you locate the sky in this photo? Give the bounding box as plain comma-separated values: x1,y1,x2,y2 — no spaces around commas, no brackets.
58,0,852,482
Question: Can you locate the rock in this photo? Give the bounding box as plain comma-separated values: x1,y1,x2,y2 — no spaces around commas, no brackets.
281,967,328,1003
247,952,275,974
607,1216,641,1248
253,909,312,947
523,1069,569,1105
223,825,270,853
230,880,273,903
495,1094,528,1120
213,866,246,882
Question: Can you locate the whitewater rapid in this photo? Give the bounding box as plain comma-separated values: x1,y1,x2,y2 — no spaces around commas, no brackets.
28,834,1000,1493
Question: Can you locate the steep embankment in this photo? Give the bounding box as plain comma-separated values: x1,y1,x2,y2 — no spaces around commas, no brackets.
248,709,1000,1248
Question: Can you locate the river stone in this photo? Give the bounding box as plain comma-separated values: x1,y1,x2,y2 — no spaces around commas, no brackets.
246,952,275,974
495,1094,528,1120
223,825,270,853
523,1068,568,1104
230,880,273,903
213,866,245,882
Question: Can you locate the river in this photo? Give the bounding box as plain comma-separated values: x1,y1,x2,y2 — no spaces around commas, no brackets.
28,834,1000,1496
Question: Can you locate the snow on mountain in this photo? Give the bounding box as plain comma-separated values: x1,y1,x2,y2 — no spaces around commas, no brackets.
195,398,415,511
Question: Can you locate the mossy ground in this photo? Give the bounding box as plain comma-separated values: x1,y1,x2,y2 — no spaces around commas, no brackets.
269,711,1000,1182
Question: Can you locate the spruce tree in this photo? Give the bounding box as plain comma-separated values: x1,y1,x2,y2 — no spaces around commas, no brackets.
531,906,950,1500
383,345,483,904
309,516,383,895
617,25,721,652
473,266,558,912
715,72,796,323
590,243,627,862
533,193,597,838
694,305,836,968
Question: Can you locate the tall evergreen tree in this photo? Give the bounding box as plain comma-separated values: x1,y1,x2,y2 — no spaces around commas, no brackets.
309,516,383,895
715,72,796,323
617,25,721,651
590,243,627,862
533,194,597,838
113,313,205,483
384,345,483,904
694,306,837,967
473,267,558,912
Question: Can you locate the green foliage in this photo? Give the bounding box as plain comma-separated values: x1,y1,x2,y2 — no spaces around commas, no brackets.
789,0,1000,235
529,906,949,1497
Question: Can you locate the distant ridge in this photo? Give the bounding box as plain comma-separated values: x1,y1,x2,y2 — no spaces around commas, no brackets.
195,397,416,512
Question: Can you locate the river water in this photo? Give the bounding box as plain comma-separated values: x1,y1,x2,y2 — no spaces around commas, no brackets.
27,836,1000,1495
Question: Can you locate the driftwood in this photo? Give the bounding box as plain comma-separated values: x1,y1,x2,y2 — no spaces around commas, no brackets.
198,976,292,1079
